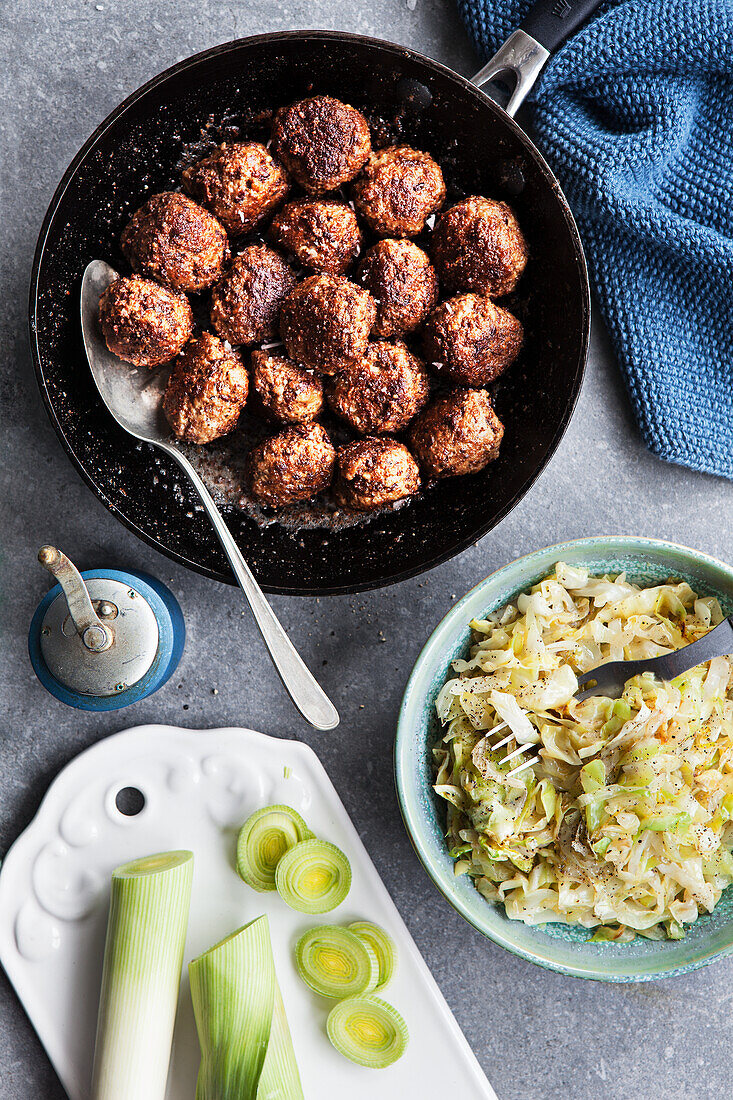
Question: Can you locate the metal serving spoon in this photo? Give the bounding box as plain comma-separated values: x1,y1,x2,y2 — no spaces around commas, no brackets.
80,260,339,731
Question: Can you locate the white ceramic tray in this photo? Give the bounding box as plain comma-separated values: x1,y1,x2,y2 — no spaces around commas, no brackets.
0,725,497,1099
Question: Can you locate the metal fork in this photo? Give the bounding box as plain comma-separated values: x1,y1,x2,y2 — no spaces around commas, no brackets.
487,722,540,780
574,615,733,701
490,615,733,779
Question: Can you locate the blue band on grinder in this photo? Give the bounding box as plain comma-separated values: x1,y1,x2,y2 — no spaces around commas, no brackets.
28,569,185,711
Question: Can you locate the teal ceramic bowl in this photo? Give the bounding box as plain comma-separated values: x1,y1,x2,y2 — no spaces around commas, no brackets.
395,536,733,981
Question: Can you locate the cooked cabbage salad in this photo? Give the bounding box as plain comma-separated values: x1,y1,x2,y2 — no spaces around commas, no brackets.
433,563,733,941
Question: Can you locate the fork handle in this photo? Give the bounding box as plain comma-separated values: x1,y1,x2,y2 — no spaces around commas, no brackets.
162,443,340,731
623,615,733,683
578,615,733,698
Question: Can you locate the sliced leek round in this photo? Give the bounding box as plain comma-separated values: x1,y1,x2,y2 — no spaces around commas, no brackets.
347,922,397,993
275,838,351,913
295,925,378,998
326,996,409,1069
236,805,312,892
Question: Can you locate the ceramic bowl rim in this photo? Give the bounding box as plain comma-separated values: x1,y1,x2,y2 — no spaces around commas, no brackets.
395,535,733,981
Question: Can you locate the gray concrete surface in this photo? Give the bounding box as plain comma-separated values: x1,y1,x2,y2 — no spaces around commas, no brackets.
2,2,732,1097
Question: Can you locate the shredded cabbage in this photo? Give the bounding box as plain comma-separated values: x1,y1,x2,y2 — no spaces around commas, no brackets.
433,564,733,940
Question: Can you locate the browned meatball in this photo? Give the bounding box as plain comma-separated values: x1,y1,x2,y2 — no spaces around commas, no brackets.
121,192,229,292
250,349,323,424
247,422,335,506
422,293,523,386
279,274,376,375
269,199,362,274
210,244,297,346
351,146,446,237
431,196,528,297
182,142,289,236
326,341,430,435
357,239,438,338
162,333,249,444
98,275,193,367
334,437,420,511
271,96,371,194
409,388,504,479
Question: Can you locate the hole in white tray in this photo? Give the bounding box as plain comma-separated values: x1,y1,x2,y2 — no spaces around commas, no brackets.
115,786,146,817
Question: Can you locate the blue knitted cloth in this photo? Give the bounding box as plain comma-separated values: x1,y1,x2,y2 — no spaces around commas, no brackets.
456,0,733,478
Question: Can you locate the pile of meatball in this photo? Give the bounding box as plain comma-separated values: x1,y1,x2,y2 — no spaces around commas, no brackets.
98,94,528,513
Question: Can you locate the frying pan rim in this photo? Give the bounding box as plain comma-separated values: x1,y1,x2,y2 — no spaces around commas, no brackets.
28,28,590,596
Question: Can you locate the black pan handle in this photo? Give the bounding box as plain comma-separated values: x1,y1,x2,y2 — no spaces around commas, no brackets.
520,0,603,55
471,0,603,117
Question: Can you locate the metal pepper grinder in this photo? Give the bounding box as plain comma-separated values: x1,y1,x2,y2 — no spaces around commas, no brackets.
28,546,185,711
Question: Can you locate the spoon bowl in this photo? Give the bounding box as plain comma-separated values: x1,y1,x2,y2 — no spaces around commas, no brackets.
80,261,173,445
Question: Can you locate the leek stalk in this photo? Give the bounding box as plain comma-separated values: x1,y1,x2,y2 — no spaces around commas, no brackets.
91,850,194,1100
189,916,304,1100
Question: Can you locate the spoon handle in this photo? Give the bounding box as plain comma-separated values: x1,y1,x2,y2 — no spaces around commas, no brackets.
163,444,340,731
